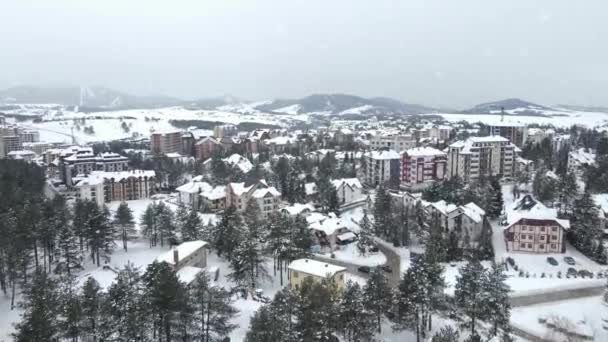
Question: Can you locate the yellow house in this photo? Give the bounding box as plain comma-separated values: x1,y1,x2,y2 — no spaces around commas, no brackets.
287,259,346,291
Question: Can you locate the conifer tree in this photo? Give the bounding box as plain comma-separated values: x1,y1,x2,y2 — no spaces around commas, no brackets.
485,262,511,339
294,277,340,341
454,258,487,336
58,274,82,342
189,271,238,342
80,277,103,342
13,268,60,342
114,202,136,251
181,207,203,242
570,191,605,263
141,203,159,247
373,184,392,238
363,267,392,333
431,326,460,342
156,202,177,247
210,205,243,258
87,204,116,267
105,264,145,341
339,281,376,342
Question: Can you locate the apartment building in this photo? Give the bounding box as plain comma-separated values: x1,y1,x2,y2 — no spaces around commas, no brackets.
59,147,129,185
447,136,516,183
567,148,596,176
487,122,527,147
288,259,346,291
363,150,401,187
370,132,415,153
401,147,447,189
225,180,281,217
151,130,183,154
73,170,156,203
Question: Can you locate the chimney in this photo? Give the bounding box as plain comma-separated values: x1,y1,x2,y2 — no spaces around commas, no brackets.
325,264,328,268
173,249,179,265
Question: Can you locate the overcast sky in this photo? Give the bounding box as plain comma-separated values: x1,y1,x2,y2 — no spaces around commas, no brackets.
1,0,607,108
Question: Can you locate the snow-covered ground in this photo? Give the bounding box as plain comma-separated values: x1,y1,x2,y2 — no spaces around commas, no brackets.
10,105,310,144
436,110,608,128
511,295,608,341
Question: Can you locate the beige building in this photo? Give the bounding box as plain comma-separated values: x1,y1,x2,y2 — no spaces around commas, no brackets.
503,195,569,253
156,240,209,270
288,258,346,291
447,136,516,183
151,130,183,154
487,122,527,147
370,132,415,153
226,180,281,217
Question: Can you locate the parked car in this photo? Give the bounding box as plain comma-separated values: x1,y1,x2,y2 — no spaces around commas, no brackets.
547,257,558,266
563,256,576,265
567,267,577,277
578,269,593,278
381,265,393,273
357,266,371,274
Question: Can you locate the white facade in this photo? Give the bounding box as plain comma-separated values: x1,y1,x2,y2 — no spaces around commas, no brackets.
331,178,363,205
447,136,516,183
370,133,415,153
364,150,401,186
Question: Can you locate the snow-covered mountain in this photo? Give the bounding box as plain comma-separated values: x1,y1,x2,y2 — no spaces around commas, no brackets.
252,94,435,115
462,98,554,116
0,86,183,109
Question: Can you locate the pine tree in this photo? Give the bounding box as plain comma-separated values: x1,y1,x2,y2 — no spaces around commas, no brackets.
228,224,268,289
141,203,158,247
485,262,511,339
431,325,460,342
56,220,81,275
181,208,203,242
454,258,488,336
87,203,116,267
156,202,177,247
142,261,185,342
557,172,578,213
487,178,503,219
245,305,278,342
58,274,82,342
189,271,239,342
339,281,376,342
363,267,392,333
105,264,145,341
210,205,243,258
570,191,605,263
373,184,392,238
294,277,340,342
114,202,136,251
13,268,60,342
357,210,374,255
80,277,103,342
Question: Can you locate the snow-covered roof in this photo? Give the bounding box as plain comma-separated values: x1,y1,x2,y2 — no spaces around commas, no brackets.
223,154,253,173
309,216,347,235
156,240,208,265
365,150,400,160
200,185,226,200
336,232,357,241
251,186,281,198
288,259,346,278
265,136,297,145
91,170,155,181
331,178,362,190
506,195,570,229
462,203,485,223
228,182,254,196
8,150,36,157
592,194,608,214
282,203,315,215
305,182,318,195
176,179,212,194
403,147,446,158
488,122,526,127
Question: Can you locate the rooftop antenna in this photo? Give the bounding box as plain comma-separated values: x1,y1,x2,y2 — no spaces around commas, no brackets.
501,106,505,122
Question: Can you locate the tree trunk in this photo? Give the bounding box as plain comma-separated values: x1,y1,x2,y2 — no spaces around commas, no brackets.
10,277,15,310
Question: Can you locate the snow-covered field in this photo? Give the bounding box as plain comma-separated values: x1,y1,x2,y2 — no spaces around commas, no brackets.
436,110,608,128
318,243,387,266
511,295,608,341
8,105,310,144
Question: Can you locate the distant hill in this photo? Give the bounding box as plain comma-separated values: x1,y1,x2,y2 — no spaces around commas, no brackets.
462,98,553,115
556,104,608,114
253,94,435,115
0,86,183,109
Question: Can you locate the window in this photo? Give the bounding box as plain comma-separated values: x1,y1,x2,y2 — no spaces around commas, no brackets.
551,244,557,249
540,227,545,232
552,227,558,232
339,274,344,280
552,235,558,241
293,271,298,278
527,243,532,248
539,244,545,249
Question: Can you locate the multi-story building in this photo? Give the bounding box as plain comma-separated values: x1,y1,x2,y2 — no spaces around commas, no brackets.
424,200,486,246
370,133,415,153
59,148,129,185
401,147,447,189
331,178,364,205
18,130,40,143
429,125,453,142
225,180,281,217
104,170,156,202
0,135,20,158
151,130,183,154
213,124,238,139
157,240,209,271
195,136,223,160
7,150,36,161
176,176,226,211
487,122,527,147
22,142,52,155
288,258,346,291
552,134,571,153
447,136,516,183
364,150,401,187
503,195,569,253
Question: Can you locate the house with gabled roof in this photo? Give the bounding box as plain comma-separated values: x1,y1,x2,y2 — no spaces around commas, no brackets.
424,200,486,246
331,178,363,205
503,195,569,253
225,180,281,217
